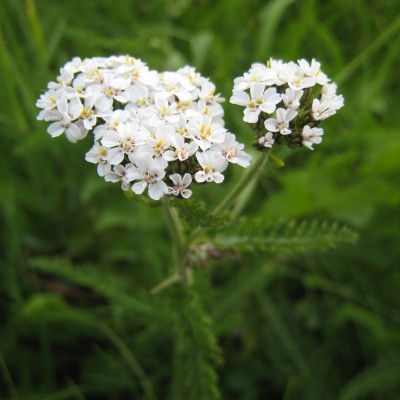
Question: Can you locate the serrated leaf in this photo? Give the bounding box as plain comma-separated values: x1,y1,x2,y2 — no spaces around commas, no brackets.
212,219,358,254
171,284,222,400
170,198,228,228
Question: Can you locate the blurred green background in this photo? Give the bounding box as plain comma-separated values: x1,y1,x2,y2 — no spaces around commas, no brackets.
1,0,400,399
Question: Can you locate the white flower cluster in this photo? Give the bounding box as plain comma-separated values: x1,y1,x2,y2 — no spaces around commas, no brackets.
37,55,251,200
230,58,344,151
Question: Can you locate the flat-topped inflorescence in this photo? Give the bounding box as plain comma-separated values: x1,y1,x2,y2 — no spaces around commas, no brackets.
37,55,251,200
230,58,344,151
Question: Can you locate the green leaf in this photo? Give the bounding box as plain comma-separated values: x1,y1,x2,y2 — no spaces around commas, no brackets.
331,304,394,341
29,257,154,316
99,325,156,400
171,198,228,228
213,219,358,254
19,293,94,325
171,283,222,400
339,359,400,400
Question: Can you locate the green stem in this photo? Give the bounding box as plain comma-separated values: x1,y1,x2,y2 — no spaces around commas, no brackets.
157,151,271,293
150,272,181,294
268,151,285,168
161,199,188,284
212,150,269,216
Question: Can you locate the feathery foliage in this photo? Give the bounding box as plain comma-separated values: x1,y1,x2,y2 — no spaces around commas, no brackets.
171,198,228,228
213,218,358,254
170,284,222,399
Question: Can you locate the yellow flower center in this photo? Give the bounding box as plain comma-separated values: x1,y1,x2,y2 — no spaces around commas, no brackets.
200,124,211,139
204,165,213,174
160,105,169,116
81,108,93,118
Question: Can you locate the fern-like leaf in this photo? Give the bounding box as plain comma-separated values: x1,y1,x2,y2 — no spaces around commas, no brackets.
171,283,222,400
213,219,358,254
170,198,228,228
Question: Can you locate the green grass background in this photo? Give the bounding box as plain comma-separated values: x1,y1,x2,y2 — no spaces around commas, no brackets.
0,0,400,399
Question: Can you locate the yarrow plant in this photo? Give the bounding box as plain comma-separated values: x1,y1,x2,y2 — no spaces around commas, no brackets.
36,55,252,200
230,58,344,151
36,55,347,281
35,56,352,399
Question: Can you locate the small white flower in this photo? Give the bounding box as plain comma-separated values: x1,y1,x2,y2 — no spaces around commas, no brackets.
268,59,297,86
321,82,338,97
47,119,87,143
195,151,228,183
153,93,179,123
85,141,111,177
168,173,193,198
104,163,133,190
36,89,64,111
258,132,275,148
78,58,106,82
158,71,192,102
89,73,131,113
233,63,275,90
46,97,88,143
297,58,329,85
101,121,147,165
311,99,337,121
64,57,83,75
321,83,344,110
141,124,175,159
281,88,303,110
163,134,198,162
125,82,151,107
80,107,97,130
54,67,76,87
126,154,168,200
230,83,281,123
93,109,131,140
171,115,193,139
264,108,298,135
188,115,226,151
199,80,224,105
286,71,318,90
187,100,224,123
301,126,324,150
113,56,159,87
212,132,252,167
177,66,203,88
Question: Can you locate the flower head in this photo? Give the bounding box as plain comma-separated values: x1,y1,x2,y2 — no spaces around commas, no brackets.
37,55,251,200
230,58,344,152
